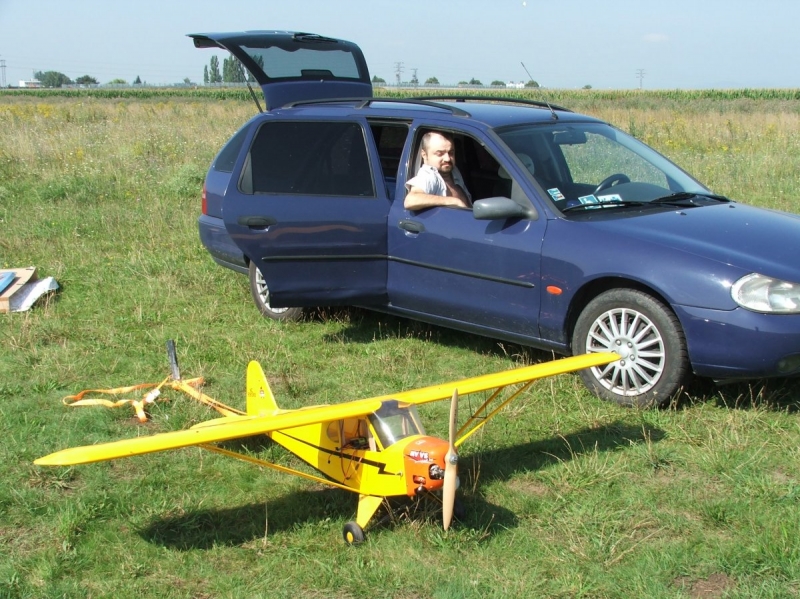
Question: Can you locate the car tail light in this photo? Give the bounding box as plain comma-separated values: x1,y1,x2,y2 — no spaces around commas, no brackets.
201,182,208,215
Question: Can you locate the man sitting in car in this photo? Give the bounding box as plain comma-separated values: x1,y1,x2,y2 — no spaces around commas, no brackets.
404,131,472,210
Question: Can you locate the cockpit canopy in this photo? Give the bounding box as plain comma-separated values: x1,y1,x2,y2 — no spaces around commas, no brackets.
368,400,425,449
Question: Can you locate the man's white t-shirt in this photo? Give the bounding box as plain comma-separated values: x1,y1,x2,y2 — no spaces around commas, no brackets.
405,165,472,204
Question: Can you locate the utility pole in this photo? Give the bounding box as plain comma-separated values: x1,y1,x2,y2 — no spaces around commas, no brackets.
636,68,645,89
394,62,404,86
411,68,418,88
0,57,5,87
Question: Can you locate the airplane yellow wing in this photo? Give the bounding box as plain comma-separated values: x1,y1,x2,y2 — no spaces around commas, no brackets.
364,352,619,406
35,399,382,467
35,353,617,467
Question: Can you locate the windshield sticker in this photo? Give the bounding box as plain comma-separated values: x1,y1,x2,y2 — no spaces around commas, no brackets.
547,188,565,201
578,194,599,205
596,194,623,203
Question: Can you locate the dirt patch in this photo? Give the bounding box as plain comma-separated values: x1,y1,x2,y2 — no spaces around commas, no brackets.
507,478,550,496
674,573,735,598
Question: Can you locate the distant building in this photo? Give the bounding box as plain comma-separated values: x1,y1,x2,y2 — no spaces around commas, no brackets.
19,80,42,88
506,81,525,89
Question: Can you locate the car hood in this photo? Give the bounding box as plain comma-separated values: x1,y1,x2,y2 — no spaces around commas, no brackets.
588,202,800,281
189,31,372,110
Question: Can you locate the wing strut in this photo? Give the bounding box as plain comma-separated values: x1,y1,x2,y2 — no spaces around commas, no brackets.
455,380,536,448
200,444,361,494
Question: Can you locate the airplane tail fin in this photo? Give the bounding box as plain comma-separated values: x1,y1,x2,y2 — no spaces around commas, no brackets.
246,361,279,415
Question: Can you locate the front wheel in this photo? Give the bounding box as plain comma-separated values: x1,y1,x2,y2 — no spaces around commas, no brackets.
248,261,303,321
572,289,689,407
342,521,365,545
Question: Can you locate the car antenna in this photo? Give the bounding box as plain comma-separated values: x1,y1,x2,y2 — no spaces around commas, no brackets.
521,61,557,120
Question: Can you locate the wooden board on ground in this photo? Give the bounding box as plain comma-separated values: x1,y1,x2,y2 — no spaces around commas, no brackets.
0,267,38,313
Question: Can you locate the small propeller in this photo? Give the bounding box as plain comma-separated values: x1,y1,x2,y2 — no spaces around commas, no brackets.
442,388,459,531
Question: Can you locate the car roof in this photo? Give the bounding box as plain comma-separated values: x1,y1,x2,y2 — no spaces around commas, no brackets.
265,97,605,129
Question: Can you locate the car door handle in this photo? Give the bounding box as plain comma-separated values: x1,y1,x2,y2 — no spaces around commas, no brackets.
238,216,276,227
399,219,425,234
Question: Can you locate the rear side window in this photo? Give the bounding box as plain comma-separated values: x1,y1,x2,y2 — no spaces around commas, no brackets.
213,125,250,173
245,121,375,197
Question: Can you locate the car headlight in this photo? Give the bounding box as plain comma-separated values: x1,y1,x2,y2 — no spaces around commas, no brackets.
731,273,800,313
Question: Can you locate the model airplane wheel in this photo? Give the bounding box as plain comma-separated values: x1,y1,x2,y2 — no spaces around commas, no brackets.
342,521,365,545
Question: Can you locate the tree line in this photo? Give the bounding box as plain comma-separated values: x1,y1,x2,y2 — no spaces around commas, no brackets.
27,58,545,89
32,71,144,87
203,55,261,84
371,75,541,88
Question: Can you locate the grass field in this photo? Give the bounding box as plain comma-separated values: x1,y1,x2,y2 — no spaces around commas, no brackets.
2,89,800,598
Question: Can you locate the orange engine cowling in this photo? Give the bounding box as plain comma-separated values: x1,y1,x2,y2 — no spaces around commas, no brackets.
403,436,451,496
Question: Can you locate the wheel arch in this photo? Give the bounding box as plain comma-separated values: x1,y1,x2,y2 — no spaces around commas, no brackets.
565,277,679,354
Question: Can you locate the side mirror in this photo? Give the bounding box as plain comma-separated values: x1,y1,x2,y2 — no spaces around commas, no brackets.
473,197,537,221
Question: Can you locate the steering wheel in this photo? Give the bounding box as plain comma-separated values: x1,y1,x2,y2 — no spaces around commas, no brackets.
594,173,630,195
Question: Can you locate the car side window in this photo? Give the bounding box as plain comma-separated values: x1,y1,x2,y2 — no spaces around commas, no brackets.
369,123,409,179
369,122,409,201
213,124,250,173
405,129,536,212
243,121,376,197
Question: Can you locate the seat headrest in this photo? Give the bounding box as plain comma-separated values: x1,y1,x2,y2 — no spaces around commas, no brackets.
516,153,535,175
498,152,536,179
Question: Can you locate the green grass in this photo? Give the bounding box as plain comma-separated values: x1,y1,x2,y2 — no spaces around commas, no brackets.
2,92,800,598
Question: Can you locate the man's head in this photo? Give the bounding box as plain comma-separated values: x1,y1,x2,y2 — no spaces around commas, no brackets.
420,131,455,174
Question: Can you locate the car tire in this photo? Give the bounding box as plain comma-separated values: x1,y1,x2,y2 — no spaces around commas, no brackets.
248,261,303,322
572,289,689,408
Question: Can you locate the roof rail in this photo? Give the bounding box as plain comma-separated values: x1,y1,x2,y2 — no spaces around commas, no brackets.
411,95,572,114
282,96,472,117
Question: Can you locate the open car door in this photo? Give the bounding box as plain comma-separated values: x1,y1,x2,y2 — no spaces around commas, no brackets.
192,31,388,308
222,116,390,308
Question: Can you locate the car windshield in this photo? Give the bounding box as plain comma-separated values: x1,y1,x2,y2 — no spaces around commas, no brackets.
368,400,425,449
495,122,715,212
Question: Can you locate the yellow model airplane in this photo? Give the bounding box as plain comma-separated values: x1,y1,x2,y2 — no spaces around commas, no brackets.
36,351,618,544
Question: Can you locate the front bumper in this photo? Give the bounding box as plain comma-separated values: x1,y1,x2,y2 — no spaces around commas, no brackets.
676,303,800,380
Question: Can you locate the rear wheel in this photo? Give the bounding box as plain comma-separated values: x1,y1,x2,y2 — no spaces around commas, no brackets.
572,289,688,407
248,261,303,321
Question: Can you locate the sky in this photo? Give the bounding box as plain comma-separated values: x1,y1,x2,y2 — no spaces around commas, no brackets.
1,0,799,90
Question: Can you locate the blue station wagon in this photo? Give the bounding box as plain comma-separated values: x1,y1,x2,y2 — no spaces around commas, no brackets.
194,31,800,407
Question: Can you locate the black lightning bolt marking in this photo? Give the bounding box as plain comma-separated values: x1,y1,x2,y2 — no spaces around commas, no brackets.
277,432,401,476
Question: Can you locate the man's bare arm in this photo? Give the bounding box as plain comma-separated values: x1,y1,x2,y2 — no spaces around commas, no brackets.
404,187,471,210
